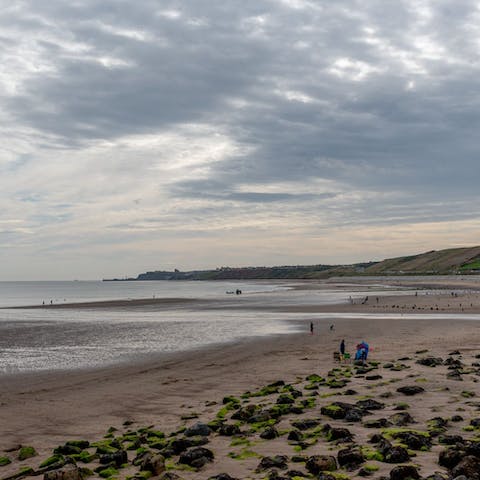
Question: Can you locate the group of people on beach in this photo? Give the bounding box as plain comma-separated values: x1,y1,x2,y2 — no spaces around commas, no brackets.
308,322,369,362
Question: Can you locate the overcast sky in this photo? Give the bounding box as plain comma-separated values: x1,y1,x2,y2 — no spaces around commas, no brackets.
1,0,480,280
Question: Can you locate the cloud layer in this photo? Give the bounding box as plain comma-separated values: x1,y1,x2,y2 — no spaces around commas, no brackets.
1,0,479,279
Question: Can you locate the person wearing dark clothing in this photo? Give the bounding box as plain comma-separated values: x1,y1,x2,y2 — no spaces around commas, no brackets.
340,339,345,355
310,322,314,335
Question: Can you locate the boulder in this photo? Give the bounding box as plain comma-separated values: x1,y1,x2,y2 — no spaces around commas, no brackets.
416,357,443,367
356,399,385,411
384,446,410,463
438,447,464,469
208,475,237,480
256,455,288,471
451,455,480,480
44,465,83,480
389,465,420,480
178,447,214,469
291,419,320,430
396,386,425,396
287,430,303,442
140,453,166,475
389,412,415,426
363,418,391,428
305,455,337,474
327,427,353,442
260,426,279,440
184,423,211,437
337,447,365,470
218,424,240,436
99,450,128,466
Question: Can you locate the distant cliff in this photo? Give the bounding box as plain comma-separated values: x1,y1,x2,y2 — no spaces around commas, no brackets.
103,246,480,281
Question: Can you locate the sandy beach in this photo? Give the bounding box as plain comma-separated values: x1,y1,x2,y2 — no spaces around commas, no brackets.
2,279,480,480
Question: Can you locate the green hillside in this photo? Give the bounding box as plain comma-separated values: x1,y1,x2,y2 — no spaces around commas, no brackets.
104,246,480,281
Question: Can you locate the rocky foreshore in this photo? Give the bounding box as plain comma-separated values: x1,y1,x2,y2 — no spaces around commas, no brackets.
3,349,480,480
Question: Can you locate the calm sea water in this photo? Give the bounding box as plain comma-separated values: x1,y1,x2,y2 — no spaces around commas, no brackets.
1,278,476,376
0,280,302,376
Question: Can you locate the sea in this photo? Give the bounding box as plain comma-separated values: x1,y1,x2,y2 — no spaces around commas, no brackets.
1,278,478,376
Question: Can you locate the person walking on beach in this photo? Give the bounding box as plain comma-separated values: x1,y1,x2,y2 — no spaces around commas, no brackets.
340,339,345,359
310,322,314,335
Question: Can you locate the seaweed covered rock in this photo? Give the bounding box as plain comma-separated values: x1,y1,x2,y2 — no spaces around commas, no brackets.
325,426,353,442
208,474,237,480
384,446,410,464
178,447,214,469
451,455,480,480
305,455,337,474
256,455,288,471
99,449,127,467
260,426,279,440
389,465,420,480
389,412,415,426
337,447,365,470
218,424,240,436
438,446,465,469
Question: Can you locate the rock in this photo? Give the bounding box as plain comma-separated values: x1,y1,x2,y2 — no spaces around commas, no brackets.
384,446,410,463
424,473,450,480
305,455,337,474
287,430,303,441
184,422,211,437
389,412,415,426
363,418,391,428
439,447,464,469
451,415,464,422
260,426,279,440
208,475,237,480
99,450,128,466
345,408,364,422
18,446,37,461
356,399,385,411
317,475,336,480
286,470,307,478
231,404,259,421
291,419,320,430
169,438,196,455
445,357,464,367
337,447,365,470
383,363,394,368
218,424,240,436
344,389,358,395
396,386,425,396
366,374,383,380
44,465,83,480
159,473,182,480
449,350,461,355
276,394,295,405
178,447,214,469
451,455,480,480
394,431,431,450
470,418,480,427
327,427,353,442
250,409,274,423
438,435,464,445
416,357,443,367
447,370,463,381
389,465,420,480
54,445,82,456
141,453,166,475
256,455,288,471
